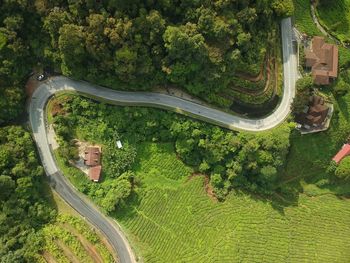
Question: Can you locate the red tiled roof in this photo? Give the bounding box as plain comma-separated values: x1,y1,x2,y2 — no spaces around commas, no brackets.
305,36,338,85
332,144,350,164
89,165,102,182
84,146,101,166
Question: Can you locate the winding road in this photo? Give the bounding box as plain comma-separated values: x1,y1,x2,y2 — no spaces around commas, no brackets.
29,17,297,263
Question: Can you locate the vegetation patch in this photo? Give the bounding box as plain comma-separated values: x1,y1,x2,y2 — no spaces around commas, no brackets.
117,177,350,262
51,89,350,262
316,0,350,44
0,31,7,50
51,94,293,202
40,215,115,263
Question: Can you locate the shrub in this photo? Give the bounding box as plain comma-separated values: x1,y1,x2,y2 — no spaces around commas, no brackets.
335,157,350,180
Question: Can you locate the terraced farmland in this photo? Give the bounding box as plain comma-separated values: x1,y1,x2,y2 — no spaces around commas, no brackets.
118,177,350,262
40,215,116,263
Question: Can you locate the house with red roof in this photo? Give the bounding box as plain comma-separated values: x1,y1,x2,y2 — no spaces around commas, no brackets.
332,144,350,164
305,36,338,85
84,146,102,182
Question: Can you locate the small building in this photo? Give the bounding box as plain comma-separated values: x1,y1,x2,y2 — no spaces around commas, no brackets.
84,146,102,182
296,95,329,128
84,146,101,166
88,165,102,182
332,144,350,164
305,36,338,85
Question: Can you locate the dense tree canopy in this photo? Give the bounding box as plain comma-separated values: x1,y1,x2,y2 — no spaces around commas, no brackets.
0,126,56,261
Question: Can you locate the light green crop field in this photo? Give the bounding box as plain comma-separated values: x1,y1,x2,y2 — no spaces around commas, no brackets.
40,215,115,263
133,142,193,185
316,0,350,43
118,176,350,262
294,0,320,35
116,139,350,263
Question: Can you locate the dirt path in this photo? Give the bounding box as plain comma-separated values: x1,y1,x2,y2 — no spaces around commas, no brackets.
42,251,58,263
310,2,341,45
235,55,267,82
61,223,106,263
55,240,81,263
230,56,272,96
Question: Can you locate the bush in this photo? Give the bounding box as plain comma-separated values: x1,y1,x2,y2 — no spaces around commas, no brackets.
335,157,350,181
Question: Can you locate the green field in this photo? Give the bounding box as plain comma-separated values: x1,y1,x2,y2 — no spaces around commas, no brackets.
294,0,320,36
117,176,350,262
133,142,193,189
316,0,350,43
40,214,115,263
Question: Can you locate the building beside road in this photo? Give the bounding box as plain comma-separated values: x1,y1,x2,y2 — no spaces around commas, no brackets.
84,146,102,182
305,36,338,85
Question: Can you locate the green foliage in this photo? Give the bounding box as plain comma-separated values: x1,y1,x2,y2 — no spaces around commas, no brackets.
335,156,350,180
316,0,350,44
56,215,115,262
292,75,313,115
296,75,313,92
53,95,292,199
1,0,288,103
103,141,137,178
272,0,295,17
99,172,133,213
0,31,7,50
0,86,25,124
117,176,350,262
293,0,321,36
39,214,115,263
0,126,56,261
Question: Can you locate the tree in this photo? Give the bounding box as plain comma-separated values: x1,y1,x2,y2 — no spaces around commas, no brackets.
100,172,133,213
272,0,295,17
296,75,313,92
58,24,87,78
163,23,209,94
335,157,350,180
0,126,55,261
292,75,313,115
0,86,24,124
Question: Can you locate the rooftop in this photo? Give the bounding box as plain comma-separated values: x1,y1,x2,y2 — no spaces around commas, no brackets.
305,36,338,85
89,165,102,182
84,146,101,166
332,144,350,164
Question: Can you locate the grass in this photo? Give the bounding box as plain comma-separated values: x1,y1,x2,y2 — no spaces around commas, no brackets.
117,176,350,262
294,0,320,36
316,0,350,43
133,142,193,188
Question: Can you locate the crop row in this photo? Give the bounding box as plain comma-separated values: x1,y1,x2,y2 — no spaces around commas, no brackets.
119,177,350,262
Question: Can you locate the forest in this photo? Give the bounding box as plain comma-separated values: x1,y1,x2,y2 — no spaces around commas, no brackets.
0,0,293,124
0,126,56,261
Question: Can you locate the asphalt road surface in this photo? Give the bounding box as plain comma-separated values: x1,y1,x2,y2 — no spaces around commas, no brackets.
28,17,296,263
